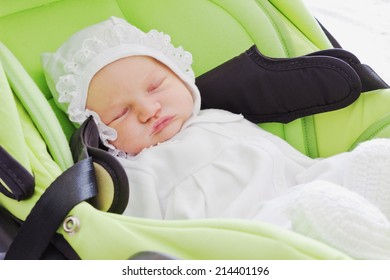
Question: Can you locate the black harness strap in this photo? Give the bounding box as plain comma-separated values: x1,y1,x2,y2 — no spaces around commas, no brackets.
0,146,34,201
317,20,342,49
4,157,97,260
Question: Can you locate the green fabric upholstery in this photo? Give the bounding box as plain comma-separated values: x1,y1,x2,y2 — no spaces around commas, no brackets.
2,0,385,259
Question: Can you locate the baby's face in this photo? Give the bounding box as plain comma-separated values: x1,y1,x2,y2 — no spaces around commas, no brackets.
86,56,194,155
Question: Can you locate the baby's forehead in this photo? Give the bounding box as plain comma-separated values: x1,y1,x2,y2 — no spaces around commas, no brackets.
100,55,167,74
93,56,168,81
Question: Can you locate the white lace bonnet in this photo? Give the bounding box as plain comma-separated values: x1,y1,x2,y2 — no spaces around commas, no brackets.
42,16,201,156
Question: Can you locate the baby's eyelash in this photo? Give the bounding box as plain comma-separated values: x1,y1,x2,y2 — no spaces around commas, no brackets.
147,85,158,92
148,78,164,92
109,108,128,124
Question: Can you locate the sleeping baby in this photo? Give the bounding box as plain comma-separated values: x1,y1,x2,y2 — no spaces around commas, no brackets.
42,16,390,259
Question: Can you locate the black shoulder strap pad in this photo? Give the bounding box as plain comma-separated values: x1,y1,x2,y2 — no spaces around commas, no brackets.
196,46,386,123
70,116,129,214
307,48,389,93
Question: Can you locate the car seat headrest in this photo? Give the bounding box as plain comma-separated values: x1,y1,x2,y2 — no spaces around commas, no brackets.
69,116,129,214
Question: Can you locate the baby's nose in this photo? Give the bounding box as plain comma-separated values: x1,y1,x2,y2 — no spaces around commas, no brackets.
138,99,161,123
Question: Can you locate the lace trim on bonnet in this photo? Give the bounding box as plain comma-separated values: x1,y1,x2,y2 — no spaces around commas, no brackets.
53,17,196,158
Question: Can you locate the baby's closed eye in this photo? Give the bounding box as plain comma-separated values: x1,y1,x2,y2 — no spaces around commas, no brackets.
147,78,165,93
108,108,129,124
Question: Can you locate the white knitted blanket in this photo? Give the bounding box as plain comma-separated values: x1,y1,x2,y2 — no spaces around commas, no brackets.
290,139,390,259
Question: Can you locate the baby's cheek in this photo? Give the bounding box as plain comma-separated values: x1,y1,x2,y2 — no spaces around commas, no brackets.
116,138,147,155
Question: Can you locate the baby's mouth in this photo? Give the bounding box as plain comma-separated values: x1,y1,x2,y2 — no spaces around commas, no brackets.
151,115,175,135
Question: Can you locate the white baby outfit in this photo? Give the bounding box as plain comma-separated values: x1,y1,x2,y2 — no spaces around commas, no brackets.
118,108,390,259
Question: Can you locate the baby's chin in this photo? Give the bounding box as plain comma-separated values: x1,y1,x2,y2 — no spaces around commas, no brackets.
111,138,171,156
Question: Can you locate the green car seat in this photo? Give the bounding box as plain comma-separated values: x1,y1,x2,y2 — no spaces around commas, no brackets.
1,0,389,259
